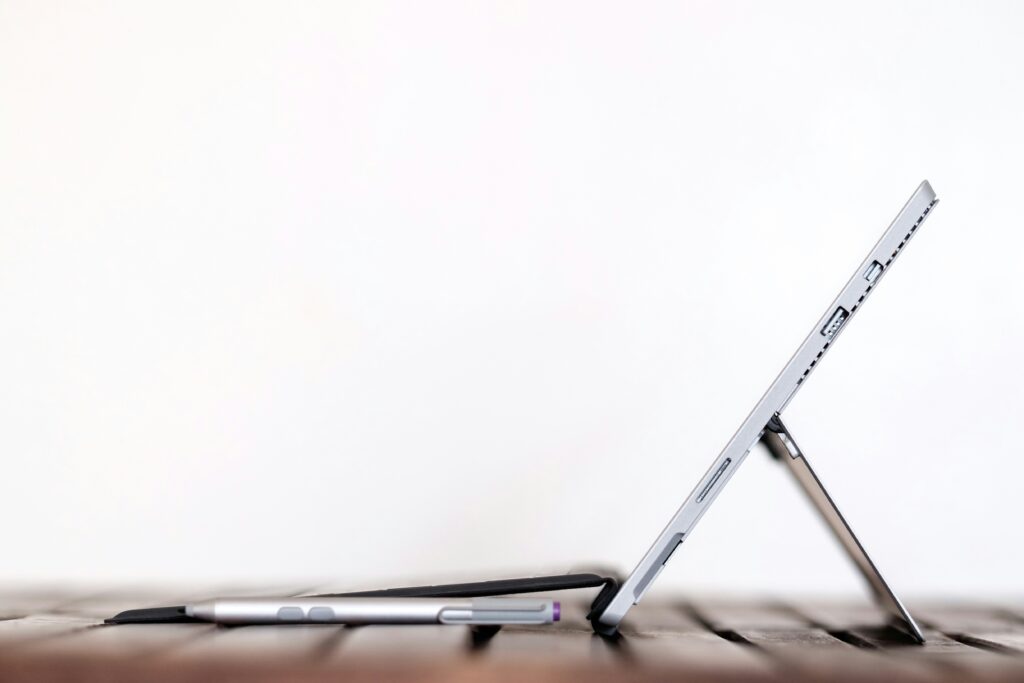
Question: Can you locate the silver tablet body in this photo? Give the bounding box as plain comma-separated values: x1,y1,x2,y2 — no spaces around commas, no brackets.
594,181,938,633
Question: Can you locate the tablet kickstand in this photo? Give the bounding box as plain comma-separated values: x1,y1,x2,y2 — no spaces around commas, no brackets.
761,413,925,643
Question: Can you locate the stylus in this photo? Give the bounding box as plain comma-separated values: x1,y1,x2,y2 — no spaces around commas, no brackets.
185,597,561,625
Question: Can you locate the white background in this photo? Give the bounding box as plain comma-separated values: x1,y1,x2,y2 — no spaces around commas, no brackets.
1,1,1022,602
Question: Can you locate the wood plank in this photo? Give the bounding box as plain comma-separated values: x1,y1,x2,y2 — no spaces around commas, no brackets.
911,602,1024,633
790,600,970,650
0,589,1022,683
323,624,485,683
687,598,815,631
787,599,1024,683
17,623,216,658
0,586,87,618
909,601,1024,652
688,598,948,683
949,632,1024,654
618,601,780,682
0,614,100,647
167,624,346,662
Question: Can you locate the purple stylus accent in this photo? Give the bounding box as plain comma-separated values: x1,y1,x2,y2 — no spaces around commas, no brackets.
553,601,560,622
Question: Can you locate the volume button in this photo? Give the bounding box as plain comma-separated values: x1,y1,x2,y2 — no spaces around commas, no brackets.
697,458,732,503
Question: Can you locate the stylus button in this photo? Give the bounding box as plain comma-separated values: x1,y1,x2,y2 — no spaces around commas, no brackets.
308,607,335,622
277,607,305,621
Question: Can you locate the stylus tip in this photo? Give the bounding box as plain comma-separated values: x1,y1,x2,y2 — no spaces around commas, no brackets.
553,601,560,622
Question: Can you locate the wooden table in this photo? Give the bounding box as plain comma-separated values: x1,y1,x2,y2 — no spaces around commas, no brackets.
2,586,1023,682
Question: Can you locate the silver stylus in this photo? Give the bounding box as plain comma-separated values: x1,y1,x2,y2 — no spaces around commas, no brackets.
185,597,561,625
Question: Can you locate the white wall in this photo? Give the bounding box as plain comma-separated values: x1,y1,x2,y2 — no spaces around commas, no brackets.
1,1,1022,601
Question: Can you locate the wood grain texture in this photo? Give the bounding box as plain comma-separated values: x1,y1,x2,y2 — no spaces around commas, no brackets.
0,589,1023,683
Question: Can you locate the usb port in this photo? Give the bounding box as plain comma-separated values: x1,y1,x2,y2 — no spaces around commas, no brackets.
821,306,849,340
863,260,883,283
